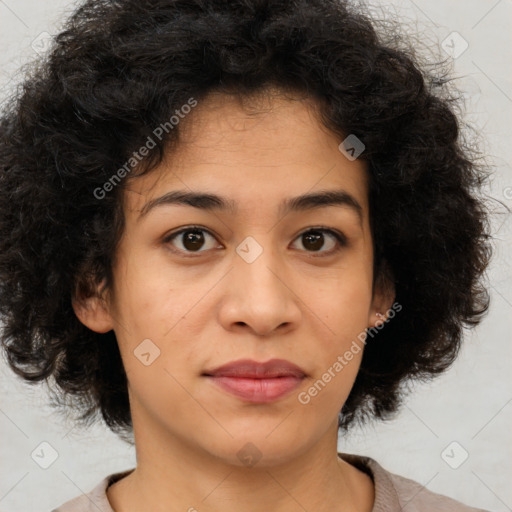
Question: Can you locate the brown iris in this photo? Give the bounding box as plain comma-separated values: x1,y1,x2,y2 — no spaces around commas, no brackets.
181,229,205,251
302,230,324,251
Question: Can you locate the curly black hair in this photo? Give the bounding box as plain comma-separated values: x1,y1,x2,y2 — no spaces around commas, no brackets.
0,0,491,439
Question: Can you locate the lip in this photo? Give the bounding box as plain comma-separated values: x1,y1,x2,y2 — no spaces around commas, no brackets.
203,358,306,403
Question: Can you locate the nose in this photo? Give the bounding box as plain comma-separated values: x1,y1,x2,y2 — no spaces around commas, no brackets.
217,238,302,337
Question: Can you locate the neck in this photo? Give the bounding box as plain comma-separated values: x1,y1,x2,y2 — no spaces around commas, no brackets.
107,415,374,512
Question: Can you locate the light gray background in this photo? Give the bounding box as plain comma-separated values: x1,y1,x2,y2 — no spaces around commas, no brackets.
0,1,511,511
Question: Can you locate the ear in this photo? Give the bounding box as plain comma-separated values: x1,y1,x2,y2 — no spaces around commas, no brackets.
72,278,115,333
368,260,396,328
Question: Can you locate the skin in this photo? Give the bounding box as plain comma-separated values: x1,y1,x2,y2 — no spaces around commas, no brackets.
73,88,395,512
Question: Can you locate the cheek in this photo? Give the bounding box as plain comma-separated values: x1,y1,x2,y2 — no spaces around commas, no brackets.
306,266,372,405
299,289,369,417
111,247,177,331
111,260,204,381
124,355,196,431
317,268,373,339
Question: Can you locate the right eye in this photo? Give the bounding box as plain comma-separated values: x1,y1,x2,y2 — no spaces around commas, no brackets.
163,226,222,256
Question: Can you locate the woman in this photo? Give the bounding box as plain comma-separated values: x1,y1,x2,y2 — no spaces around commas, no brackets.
0,0,493,510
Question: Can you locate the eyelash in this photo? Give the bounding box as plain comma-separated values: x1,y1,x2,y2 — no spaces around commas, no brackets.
162,225,347,258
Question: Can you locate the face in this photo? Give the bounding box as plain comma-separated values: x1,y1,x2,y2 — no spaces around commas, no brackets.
75,90,393,467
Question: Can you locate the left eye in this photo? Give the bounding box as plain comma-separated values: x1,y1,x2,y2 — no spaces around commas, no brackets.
163,226,346,256
291,228,346,254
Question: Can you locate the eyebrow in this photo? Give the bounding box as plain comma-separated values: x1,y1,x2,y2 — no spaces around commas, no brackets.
137,188,363,224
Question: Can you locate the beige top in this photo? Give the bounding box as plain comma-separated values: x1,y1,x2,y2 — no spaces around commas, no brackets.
51,452,490,512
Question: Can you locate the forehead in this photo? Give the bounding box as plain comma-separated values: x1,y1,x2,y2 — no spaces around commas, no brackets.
123,90,369,222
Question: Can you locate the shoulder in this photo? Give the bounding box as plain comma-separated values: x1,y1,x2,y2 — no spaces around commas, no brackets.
383,468,490,512
51,469,134,512
339,452,491,512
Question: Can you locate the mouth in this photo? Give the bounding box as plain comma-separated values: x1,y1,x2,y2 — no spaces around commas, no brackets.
206,375,305,403
202,358,306,403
